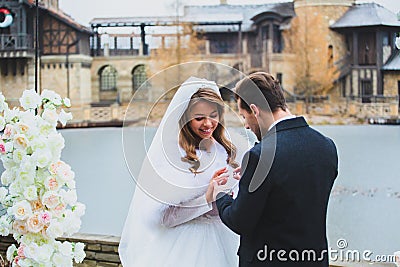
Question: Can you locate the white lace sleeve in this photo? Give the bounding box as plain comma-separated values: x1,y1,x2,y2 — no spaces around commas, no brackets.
161,194,213,228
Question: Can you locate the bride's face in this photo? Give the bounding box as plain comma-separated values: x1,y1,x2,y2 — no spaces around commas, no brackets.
189,100,219,139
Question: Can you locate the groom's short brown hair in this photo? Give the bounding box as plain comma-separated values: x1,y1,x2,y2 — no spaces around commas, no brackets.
235,72,287,113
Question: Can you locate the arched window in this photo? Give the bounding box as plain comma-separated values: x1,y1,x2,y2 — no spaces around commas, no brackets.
98,65,117,91
132,64,147,92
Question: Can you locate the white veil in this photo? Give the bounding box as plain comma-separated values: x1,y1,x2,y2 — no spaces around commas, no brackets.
119,77,243,266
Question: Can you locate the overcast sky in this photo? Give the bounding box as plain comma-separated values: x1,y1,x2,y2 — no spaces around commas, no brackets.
59,0,400,26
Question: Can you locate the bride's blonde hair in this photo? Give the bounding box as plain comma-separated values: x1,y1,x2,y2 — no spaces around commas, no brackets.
179,88,238,172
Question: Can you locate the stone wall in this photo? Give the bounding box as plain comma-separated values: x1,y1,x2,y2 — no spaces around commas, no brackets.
0,233,122,267
383,72,400,96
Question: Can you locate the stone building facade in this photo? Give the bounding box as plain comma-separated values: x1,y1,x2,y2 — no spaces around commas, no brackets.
0,0,399,124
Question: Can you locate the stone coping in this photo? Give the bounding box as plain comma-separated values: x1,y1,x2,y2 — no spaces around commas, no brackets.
58,233,121,245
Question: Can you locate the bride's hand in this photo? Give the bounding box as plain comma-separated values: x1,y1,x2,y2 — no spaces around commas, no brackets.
212,167,228,180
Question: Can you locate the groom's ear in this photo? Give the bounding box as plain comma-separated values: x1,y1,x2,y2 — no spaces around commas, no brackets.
249,104,259,117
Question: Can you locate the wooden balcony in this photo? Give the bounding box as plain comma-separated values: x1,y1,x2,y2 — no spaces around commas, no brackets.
0,34,34,58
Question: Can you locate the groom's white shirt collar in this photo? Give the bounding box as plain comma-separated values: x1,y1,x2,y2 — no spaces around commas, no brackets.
268,115,296,131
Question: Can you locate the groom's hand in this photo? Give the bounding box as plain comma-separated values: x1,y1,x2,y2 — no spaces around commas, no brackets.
232,166,241,180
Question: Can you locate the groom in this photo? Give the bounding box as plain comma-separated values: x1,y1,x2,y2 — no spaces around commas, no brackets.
206,72,338,266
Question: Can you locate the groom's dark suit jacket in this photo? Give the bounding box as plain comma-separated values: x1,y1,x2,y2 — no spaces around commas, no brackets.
216,116,338,267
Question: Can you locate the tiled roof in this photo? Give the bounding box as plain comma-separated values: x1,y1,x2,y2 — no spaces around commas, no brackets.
183,2,295,32
382,50,400,71
89,2,295,32
24,1,92,34
331,3,400,29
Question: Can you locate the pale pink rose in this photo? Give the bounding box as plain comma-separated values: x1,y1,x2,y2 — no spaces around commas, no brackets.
49,161,62,175
17,244,26,257
26,213,44,233
52,203,66,217
45,177,59,191
3,124,16,139
0,141,6,154
12,220,28,235
42,192,60,209
14,255,22,266
39,211,52,224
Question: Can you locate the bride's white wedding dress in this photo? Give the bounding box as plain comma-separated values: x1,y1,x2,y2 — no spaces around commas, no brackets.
119,77,247,267
125,143,239,267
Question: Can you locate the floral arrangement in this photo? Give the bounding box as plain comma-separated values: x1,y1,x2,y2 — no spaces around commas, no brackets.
0,89,86,266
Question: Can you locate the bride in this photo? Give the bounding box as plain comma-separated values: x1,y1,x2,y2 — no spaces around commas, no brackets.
119,77,247,266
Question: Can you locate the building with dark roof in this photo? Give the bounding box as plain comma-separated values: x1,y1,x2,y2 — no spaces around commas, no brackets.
0,0,92,107
0,0,399,123
331,2,400,103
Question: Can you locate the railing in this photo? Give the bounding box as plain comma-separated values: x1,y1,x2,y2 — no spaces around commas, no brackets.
347,95,399,104
0,34,33,51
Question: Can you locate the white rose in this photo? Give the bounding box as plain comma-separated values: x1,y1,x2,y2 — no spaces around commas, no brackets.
33,148,52,168
62,211,81,236
15,122,30,135
6,244,17,262
4,141,14,155
25,243,53,263
46,219,64,239
60,189,77,206
42,108,58,126
0,215,11,236
4,108,20,124
13,134,29,150
12,149,26,163
52,252,72,267
19,89,42,110
19,109,36,125
0,187,8,203
8,180,23,196
30,135,46,152
63,98,71,108
73,242,86,263
41,89,62,106
47,133,65,161
0,116,5,131
3,195,14,208
0,92,7,112
36,118,57,136
17,167,35,186
23,185,38,201
10,200,32,220
59,241,73,257
73,202,86,217
58,109,73,126
66,179,76,189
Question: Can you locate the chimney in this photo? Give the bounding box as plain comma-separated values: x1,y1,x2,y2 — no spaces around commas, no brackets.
220,0,227,5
